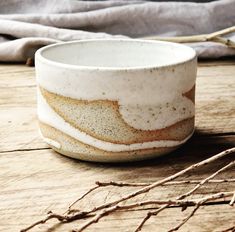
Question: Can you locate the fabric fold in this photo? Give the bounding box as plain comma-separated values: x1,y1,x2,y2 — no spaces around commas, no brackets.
0,0,235,62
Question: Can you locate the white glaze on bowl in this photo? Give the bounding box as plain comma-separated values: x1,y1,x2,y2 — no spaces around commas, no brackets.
35,39,197,162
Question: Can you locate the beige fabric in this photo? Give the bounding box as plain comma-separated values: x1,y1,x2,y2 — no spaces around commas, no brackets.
0,0,235,62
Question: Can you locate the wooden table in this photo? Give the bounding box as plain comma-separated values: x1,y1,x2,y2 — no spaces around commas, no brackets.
0,60,234,232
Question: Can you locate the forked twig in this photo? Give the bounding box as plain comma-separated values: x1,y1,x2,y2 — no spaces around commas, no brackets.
135,205,168,232
168,192,231,232
67,178,235,214
144,26,235,48
66,185,100,214
168,204,201,232
79,148,235,216
74,192,233,232
20,147,235,232
229,192,235,206
177,161,235,200
135,189,234,231
134,154,235,231
74,148,235,231
21,213,68,232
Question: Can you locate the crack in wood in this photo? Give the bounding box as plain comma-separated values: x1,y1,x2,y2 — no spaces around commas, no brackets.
0,147,51,154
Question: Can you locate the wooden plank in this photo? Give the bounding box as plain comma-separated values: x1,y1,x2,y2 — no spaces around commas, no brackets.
196,64,235,134
0,65,39,151
0,62,235,151
0,61,234,231
0,107,47,151
0,65,35,88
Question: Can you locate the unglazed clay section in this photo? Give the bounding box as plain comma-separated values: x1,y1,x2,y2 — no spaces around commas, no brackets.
37,90,194,152
36,58,196,130
39,122,179,162
40,87,194,144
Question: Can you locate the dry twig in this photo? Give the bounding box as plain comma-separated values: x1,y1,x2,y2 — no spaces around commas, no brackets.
95,178,235,188
68,178,235,214
177,161,235,200
20,147,235,232
79,148,235,215
221,226,235,232
168,204,201,232
135,204,168,232
74,192,233,232
20,213,67,232
74,148,235,231
229,192,235,206
66,185,100,214
135,189,234,231
168,192,232,232
144,26,235,48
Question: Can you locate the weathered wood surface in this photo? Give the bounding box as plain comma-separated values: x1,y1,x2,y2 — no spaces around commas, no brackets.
0,61,234,232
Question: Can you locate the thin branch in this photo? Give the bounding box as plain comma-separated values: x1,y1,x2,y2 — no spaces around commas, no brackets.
72,205,119,232
135,205,168,232
221,226,235,232
101,191,233,211
168,204,201,232
206,26,235,39
211,36,235,48
144,34,206,42
68,178,235,214
20,210,95,232
144,25,235,41
135,192,233,232
143,26,235,48
177,161,235,200
20,147,235,232
95,181,148,187
169,192,234,232
65,185,100,214
20,213,68,232
229,192,235,206
95,178,235,188
75,192,233,232
74,148,235,215
78,196,219,232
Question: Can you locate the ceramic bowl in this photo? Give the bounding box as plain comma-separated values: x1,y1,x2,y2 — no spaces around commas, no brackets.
35,39,197,162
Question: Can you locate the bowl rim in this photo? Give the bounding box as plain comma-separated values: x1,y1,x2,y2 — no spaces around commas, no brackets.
35,38,197,71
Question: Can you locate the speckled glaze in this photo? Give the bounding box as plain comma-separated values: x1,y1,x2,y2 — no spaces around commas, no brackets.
35,39,197,162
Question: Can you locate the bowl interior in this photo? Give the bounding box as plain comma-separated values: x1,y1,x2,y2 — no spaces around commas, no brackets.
39,39,196,69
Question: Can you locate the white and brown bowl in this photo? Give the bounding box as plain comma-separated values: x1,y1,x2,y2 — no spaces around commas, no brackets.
35,39,197,162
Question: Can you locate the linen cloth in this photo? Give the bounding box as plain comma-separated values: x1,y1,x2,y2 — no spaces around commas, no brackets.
0,0,235,62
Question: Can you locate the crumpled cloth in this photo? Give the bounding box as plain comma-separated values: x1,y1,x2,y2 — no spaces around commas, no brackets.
0,0,235,62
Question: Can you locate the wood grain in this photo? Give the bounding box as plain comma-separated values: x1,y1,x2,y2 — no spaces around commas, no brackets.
0,61,234,232
196,66,235,134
